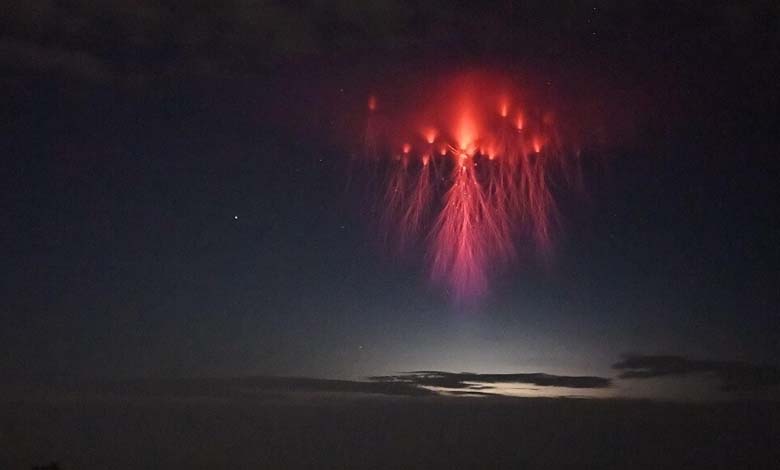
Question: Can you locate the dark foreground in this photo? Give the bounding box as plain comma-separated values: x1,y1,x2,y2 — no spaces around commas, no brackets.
2,381,778,469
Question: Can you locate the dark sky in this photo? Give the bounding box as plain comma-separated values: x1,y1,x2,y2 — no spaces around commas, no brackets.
2,1,779,400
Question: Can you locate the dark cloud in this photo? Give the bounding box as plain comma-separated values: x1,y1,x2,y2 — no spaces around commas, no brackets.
9,373,611,402
0,38,112,81
225,376,437,396
0,0,417,81
2,1,773,82
443,390,504,397
9,376,436,400
370,371,612,390
613,354,780,392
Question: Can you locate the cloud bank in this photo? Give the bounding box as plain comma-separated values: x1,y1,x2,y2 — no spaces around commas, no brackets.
370,371,612,392
613,354,780,392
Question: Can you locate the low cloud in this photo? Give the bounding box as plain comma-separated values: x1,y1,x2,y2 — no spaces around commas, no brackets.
369,371,612,391
0,39,112,81
613,354,780,392
8,376,437,401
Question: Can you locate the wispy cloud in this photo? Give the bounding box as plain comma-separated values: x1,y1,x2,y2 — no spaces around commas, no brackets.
0,38,112,81
369,371,612,391
613,354,780,392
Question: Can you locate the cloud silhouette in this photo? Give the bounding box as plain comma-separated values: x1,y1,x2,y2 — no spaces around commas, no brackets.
8,373,613,403
0,39,112,81
369,371,612,391
124,376,439,397
613,354,780,391
5,376,436,401
0,1,422,81
5,1,763,83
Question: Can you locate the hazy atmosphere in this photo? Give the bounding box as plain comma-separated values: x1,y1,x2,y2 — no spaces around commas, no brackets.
2,1,779,469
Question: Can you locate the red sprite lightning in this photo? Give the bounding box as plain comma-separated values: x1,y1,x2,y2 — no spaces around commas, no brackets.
361,72,582,302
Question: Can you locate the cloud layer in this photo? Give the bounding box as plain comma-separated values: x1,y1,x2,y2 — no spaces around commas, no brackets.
2,1,770,82
614,354,780,392
370,371,612,392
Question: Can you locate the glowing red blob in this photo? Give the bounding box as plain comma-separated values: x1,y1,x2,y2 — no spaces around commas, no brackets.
515,114,524,130
424,128,437,144
499,98,509,118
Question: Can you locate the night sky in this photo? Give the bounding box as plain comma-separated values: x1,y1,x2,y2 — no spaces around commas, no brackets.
3,1,779,401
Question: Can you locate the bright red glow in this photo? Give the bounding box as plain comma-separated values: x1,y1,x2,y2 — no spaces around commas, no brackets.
424,128,437,144
368,95,377,111
499,98,509,118
454,95,478,151
359,71,582,302
533,138,542,153
515,114,524,130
